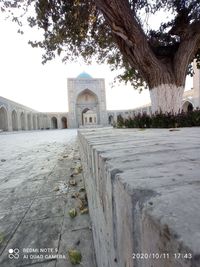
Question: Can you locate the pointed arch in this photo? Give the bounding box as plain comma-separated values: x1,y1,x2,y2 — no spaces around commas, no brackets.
20,112,26,130
182,101,194,112
51,117,58,129
61,117,67,129
76,89,98,104
37,115,40,129
0,106,8,131
82,108,90,113
108,115,114,125
76,89,99,127
12,110,18,131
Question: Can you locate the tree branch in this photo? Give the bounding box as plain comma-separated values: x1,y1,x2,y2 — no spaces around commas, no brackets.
94,0,175,87
174,21,200,86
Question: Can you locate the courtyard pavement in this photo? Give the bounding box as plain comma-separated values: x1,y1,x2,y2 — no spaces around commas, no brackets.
0,129,96,267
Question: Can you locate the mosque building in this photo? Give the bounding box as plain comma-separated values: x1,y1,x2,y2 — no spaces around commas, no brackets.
0,64,200,131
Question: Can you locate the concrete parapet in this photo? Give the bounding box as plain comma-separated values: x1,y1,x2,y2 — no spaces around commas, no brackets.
78,127,200,267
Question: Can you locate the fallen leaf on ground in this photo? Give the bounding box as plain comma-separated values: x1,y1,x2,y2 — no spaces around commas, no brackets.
68,249,82,264
79,187,85,192
80,208,89,215
71,192,79,199
77,196,88,210
69,179,77,186
73,165,83,175
53,186,59,192
69,208,77,218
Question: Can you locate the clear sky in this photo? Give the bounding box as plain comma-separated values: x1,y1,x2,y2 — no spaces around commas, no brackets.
0,13,192,112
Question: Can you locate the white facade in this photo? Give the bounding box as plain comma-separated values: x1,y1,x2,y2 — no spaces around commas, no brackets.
67,72,108,128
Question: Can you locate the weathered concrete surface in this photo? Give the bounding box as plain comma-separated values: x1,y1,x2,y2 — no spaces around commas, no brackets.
78,127,200,267
0,129,96,267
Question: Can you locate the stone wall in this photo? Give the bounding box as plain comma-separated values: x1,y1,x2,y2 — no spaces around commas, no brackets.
78,127,200,267
0,96,68,131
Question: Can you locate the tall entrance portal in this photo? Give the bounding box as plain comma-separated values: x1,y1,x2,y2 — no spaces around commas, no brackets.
67,72,108,128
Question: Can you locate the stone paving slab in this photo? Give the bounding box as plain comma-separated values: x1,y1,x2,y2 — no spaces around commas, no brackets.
0,130,96,267
1,217,63,266
24,196,66,222
25,260,56,267
57,228,96,267
0,196,33,213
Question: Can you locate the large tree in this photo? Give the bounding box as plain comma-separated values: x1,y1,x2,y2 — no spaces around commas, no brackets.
1,0,200,113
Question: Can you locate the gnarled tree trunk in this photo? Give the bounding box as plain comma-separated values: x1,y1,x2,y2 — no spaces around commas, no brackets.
95,0,200,114
150,84,185,113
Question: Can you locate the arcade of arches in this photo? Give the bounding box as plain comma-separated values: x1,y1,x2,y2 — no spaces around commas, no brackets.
1,66,200,131
0,97,68,132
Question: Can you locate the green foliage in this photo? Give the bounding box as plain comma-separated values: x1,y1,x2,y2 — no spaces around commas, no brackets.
68,208,77,218
122,109,200,128
124,113,152,128
117,114,124,128
68,249,82,265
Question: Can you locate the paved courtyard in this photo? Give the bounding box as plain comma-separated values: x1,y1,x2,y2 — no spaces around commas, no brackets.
0,129,96,267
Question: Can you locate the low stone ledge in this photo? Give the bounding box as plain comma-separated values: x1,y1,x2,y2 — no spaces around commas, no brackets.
78,127,200,267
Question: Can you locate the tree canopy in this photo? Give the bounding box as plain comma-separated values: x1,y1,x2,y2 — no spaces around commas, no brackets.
1,0,200,90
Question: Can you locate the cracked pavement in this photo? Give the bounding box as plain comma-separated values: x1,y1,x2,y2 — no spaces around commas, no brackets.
0,129,96,267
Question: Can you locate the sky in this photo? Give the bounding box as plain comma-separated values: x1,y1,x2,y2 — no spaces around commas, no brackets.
0,10,193,112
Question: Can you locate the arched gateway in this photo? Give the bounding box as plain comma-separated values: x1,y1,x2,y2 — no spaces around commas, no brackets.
182,101,194,112
76,89,99,127
67,72,107,128
0,106,8,131
61,117,67,129
51,117,58,129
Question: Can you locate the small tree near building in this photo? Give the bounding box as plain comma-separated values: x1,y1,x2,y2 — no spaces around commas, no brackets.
1,0,200,113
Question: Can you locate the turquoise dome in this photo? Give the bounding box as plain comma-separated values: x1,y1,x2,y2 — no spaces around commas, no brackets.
77,72,92,79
